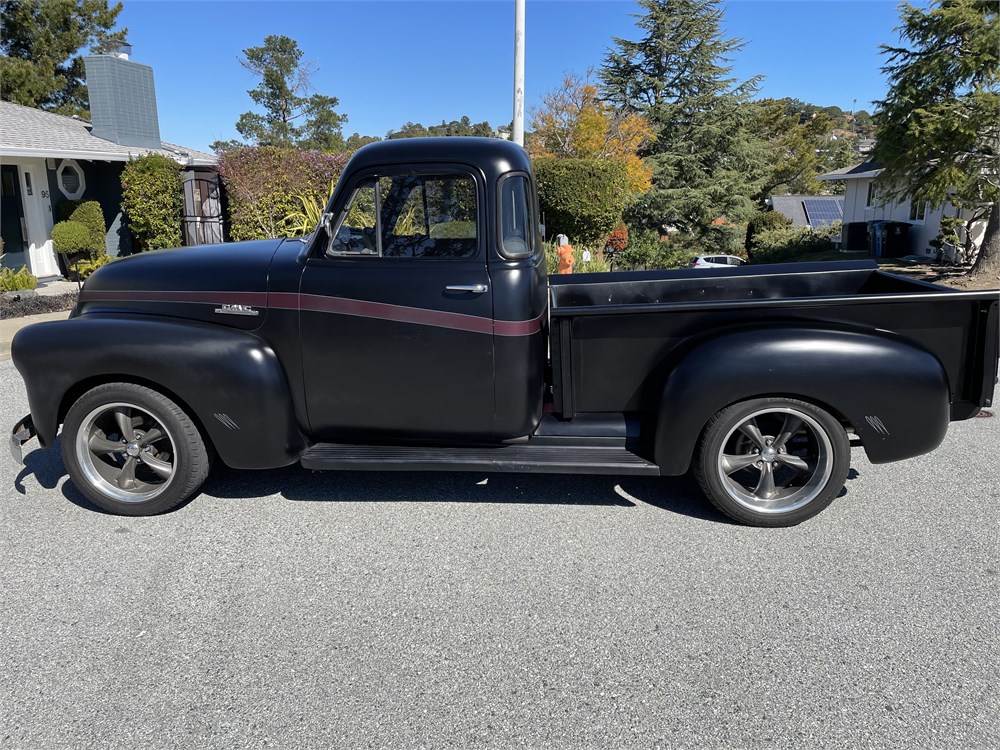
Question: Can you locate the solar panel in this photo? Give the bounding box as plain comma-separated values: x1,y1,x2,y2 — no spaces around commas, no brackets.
802,198,844,228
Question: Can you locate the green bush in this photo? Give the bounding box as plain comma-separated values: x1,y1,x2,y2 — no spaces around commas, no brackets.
51,220,92,254
535,158,629,245
616,227,696,270
54,200,107,259
0,266,38,292
744,210,792,254
544,241,612,275
121,154,183,252
749,223,838,263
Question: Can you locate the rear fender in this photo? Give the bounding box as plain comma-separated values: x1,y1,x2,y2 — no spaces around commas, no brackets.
11,315,305,469
654,327,950,475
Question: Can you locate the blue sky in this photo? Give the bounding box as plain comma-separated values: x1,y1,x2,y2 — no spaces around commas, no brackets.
117,0,908,153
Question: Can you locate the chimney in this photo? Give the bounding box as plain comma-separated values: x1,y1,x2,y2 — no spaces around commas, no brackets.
84,44,162,149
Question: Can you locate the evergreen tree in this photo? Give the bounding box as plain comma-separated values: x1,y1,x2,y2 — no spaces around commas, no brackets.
600,0,766,250
0,0,127,118
874,0,999,278
231,35,346,151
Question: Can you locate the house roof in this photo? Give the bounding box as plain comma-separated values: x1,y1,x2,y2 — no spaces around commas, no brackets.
817,160,882,181
769,195,844,228
0,100,215,167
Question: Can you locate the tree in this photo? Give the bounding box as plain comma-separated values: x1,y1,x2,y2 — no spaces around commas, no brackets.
600,0,767,252
748,99,835,200
873,0,999,278
528,70,654,194
344,133,381,152
385,116,495,139
0,0,127,117
229,35,346,151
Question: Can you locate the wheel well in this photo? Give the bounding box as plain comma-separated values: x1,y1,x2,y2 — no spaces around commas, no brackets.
716,393,854,430
683,392,856,466
58,375,217,458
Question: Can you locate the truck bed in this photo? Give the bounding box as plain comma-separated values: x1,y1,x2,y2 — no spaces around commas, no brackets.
549,260,998,419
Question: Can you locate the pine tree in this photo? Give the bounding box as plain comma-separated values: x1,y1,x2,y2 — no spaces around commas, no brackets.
600,0,766,251
0,0,127,118
232,35,346,152
873,0,999,278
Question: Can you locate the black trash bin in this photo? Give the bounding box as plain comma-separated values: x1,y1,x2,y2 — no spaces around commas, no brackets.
883,222,912,258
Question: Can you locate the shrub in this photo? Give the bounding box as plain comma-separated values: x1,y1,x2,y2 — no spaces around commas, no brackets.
544,241,612,275
51,220,92,254
0,265,38,292
616,227,695,270
121,154,183,252
54,200,107,258
218,147,349,242
749,223,838,263
1,291,77,319
75,254,114,279
745,210,792,254
534,158,629,245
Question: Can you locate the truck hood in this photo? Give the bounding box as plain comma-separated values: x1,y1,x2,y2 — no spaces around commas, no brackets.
76,239,293,330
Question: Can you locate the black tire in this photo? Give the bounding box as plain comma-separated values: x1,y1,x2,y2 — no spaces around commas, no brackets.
694,397,850,527
61,383,210,516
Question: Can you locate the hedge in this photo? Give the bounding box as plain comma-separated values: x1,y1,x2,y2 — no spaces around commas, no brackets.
217,147,349,242
534,158,629,245
121,154,183,252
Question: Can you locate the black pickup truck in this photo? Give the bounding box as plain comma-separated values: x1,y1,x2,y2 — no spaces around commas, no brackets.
10,138,999,525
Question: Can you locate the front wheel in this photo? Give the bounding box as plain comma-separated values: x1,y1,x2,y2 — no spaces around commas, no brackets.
61,383,210,516
694,397,850,527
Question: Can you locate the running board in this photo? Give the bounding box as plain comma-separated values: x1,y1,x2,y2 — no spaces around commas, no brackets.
300,443,660,476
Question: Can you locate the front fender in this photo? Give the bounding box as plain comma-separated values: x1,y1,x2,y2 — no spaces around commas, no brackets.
11,315,305,469
654,327,950,475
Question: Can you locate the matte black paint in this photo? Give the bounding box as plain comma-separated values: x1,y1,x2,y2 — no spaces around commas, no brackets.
651,327,951,475
10,139,998,484
11,316,303,469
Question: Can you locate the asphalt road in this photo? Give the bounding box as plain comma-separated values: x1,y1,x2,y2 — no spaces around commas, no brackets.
1,358,997,749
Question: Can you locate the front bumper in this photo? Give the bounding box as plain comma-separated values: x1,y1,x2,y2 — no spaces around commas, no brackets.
10,415,36,465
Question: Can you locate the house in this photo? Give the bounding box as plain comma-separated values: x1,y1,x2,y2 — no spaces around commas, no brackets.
817,161,986,260
0,45,219,279
768,195,844,229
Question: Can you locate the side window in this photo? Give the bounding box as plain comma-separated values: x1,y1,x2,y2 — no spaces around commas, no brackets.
327,181,378,256
380,174,477,258
499,175,531,259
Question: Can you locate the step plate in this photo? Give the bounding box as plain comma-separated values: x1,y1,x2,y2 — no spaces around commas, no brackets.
300,443,660,476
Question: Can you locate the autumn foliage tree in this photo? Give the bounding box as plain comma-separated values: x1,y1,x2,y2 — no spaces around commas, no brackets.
528,70,654,195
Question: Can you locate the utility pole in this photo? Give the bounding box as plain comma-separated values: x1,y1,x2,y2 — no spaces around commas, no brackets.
512,0,525,145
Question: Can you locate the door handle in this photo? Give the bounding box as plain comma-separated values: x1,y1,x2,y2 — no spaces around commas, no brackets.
445,284,488,294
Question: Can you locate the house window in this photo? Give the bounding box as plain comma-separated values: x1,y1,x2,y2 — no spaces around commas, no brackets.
866,182,877,207
909,201,927,222
56,160,86,200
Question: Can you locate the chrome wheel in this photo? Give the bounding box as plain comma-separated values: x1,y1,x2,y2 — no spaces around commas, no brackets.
75,401,177,503
715,406,834,514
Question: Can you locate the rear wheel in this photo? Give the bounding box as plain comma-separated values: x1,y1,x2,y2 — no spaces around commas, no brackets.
61,383,210,516
694,397,850,527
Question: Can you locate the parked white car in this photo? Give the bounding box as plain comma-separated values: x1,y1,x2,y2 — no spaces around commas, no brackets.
690,254,748,268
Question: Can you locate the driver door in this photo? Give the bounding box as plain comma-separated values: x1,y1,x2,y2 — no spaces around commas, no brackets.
299,167,496,442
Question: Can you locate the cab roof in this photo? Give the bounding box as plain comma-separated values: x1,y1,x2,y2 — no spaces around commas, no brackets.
345,137,533,180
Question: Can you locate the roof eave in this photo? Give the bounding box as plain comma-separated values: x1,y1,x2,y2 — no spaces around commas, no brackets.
0,146,216,167
816,169,883,181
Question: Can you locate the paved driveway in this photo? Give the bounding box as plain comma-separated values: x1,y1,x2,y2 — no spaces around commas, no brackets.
1,359,997,749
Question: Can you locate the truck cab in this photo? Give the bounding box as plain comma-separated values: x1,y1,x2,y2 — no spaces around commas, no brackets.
286,138,548,443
